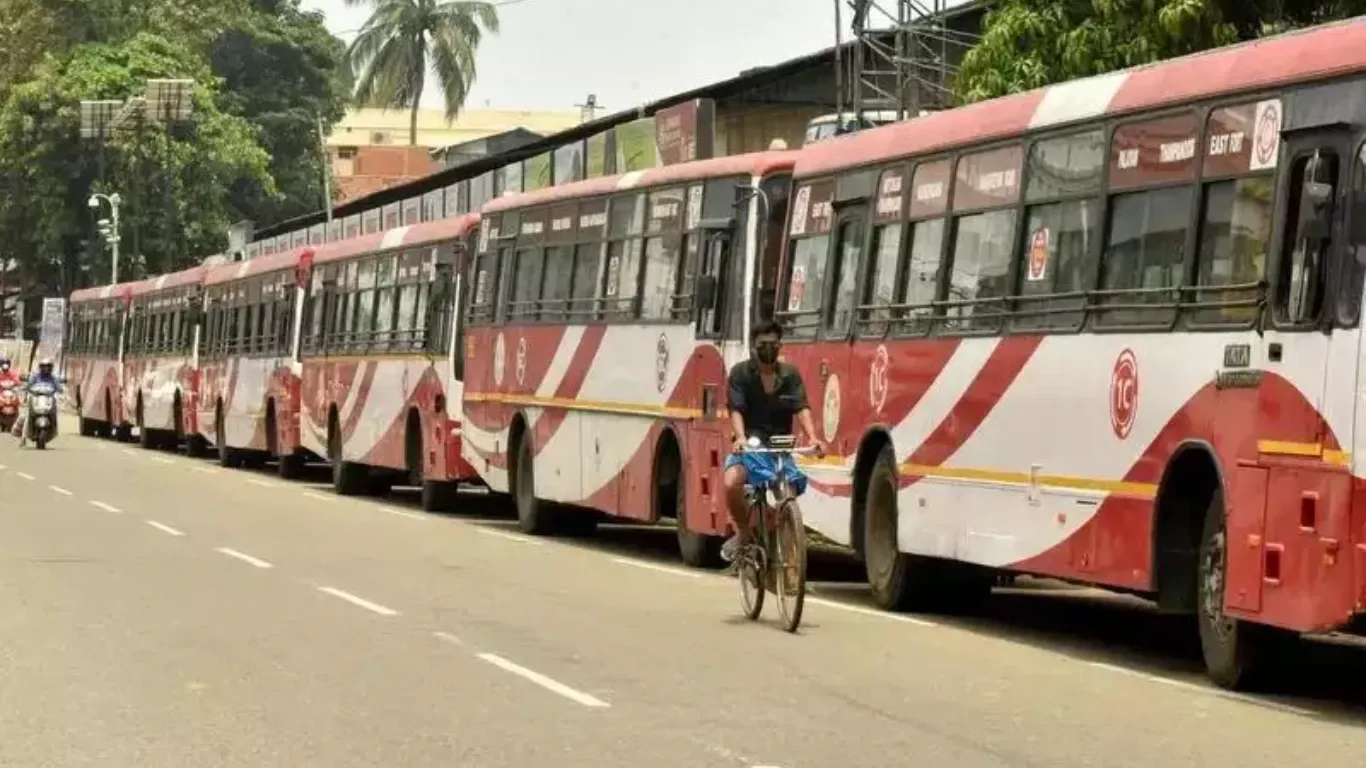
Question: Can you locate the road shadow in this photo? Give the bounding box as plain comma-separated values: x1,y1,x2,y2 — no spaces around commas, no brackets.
226,456,1366,721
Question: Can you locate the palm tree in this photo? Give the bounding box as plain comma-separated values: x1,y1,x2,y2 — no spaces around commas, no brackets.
344,0,499,145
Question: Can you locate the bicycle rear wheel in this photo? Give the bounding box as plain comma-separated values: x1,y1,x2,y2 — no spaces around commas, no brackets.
739,507,766,620
774,500,808,633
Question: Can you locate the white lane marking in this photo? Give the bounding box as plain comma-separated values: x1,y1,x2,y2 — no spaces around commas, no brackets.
144,520,185,537
806,596,938,627
476,653,610,708
302,491,333,502
433,631,466,647
475,527,539,545
0,464,7,470
317,586,398,616
151,456,174,464
215,547,273,569
48,485,72,496
378,506,425,520
89,501,122,514
122,448,138,457
246,478,277,488
16,472,34,481
191,466,218,474
1085,661,1316,716
612,557,702,579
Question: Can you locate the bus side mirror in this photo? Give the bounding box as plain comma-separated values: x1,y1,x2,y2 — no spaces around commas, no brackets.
1298,180,1334,242
696,274,718,310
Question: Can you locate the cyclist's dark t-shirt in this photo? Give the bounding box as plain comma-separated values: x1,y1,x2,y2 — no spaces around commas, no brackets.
727,359,809,442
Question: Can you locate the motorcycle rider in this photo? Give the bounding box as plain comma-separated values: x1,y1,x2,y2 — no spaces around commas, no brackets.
0,353,18,387
14,357,62,448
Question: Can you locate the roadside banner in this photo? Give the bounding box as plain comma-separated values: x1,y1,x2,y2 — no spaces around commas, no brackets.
32,297,66,373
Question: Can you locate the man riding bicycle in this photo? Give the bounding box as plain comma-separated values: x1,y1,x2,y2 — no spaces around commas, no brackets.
721,318,826,563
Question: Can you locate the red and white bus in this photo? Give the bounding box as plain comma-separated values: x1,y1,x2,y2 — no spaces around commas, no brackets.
460,151,796,563
297,214,482,510
198,249,312,475
776,18,1366,687
66,281,136,439
122,265,208,451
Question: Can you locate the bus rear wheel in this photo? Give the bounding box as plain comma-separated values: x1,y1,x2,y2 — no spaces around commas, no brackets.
514,434,556,535
421,480,459,512
863,445,934,611
1196,488,1292,690
329,424,366,496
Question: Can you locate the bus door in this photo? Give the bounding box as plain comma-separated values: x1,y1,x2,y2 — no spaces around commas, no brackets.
689,208,738,532
781,173,874,460
815,174,876,459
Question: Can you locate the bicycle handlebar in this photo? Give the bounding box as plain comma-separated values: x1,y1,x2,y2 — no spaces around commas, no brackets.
736,445,820,456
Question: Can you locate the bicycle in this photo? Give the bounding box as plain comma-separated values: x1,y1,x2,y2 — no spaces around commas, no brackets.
734,434,816,633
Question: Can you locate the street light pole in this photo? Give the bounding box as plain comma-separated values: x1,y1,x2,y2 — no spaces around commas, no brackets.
88,192,122,284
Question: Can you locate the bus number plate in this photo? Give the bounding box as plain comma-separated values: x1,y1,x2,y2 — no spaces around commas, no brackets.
1223,343,1251,369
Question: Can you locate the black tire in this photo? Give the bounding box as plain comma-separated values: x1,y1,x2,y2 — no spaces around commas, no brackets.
137,398,153,449
216,409,242,468
738,514,765,620
35,434,47,450
774,500,808,633
79,417,95,437
277,451,304,480
421,480,459,513
863,445,932,611
329,423,366,496
1197,487,1286,690
514,433,556,535
185,434,210,458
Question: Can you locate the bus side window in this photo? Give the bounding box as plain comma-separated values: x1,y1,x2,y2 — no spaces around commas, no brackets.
1340,142,1366,327
1276,150,1338,325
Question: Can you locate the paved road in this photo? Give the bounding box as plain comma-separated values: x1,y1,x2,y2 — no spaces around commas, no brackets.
1,434,1365,767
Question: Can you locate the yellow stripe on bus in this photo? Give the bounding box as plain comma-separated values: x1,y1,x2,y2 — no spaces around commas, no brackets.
1256,440,1351,467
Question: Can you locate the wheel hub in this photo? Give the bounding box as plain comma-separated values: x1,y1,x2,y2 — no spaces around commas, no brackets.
1201,530,1235,640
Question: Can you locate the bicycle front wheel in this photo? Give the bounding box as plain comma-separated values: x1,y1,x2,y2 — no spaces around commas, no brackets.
774,500,808,633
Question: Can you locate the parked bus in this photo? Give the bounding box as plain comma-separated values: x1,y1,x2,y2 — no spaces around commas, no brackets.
198,248,312,476
123,265,208,452
297,214,481,510
776,18,1366,688
65,281,137,439
461,151,796,564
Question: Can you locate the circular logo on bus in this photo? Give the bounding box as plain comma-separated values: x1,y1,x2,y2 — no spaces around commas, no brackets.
869,344,889,414
822,373,842,442
655,333,670,393
1110,348,1139,440
492,333,506,387
1255,101,1280,168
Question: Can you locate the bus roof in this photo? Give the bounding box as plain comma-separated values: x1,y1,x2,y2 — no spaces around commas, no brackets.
482,151,797,215
202,213,480,286
127,264,208,298
70,282,136,304
795,16,1366,179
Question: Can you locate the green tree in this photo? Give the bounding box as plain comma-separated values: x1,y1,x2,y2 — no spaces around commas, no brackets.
0,32,271,293
211,0,351,223
345,0,500,145
955,0,1366,104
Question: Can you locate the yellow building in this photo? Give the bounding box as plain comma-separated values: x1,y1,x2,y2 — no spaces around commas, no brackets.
325,107,585,151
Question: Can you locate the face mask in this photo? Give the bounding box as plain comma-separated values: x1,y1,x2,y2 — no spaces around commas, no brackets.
754,342,780,365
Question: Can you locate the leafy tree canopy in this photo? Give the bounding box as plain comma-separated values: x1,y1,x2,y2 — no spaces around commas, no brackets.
955,0,1366,104
345,0,499,144
0,0,349,300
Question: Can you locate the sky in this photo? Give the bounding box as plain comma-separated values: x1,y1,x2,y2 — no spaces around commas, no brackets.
300,0,856,113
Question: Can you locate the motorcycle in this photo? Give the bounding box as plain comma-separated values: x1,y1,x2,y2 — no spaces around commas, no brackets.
0,379,18,433
23,379,58,450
